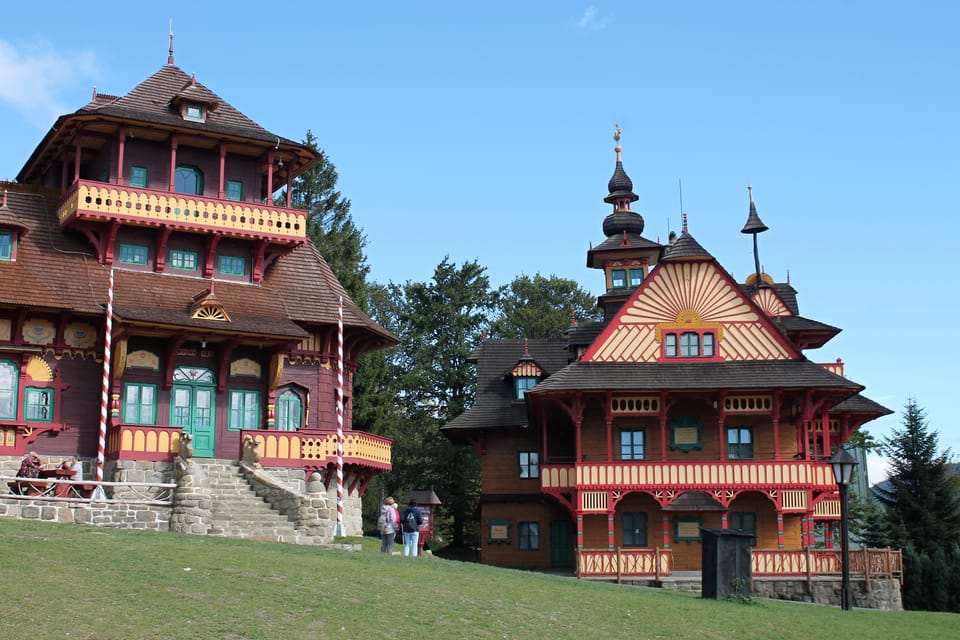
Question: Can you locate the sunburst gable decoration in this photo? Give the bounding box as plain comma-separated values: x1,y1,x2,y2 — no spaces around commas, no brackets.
190,283,231,322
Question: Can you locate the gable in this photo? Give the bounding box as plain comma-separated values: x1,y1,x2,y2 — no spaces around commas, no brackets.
583,260,799,363
752,287,794,317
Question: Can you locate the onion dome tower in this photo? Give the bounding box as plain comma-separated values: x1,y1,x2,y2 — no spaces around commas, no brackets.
586,125,662,322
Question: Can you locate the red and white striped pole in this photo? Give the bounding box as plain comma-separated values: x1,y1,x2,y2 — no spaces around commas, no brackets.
96,268,114,485
335,295,345,537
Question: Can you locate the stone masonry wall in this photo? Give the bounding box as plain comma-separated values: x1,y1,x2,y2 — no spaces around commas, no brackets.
752,577,903,610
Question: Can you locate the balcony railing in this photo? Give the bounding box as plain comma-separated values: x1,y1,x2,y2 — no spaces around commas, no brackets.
105,424,391,471
542,460,836,492
577,547,672,580
57,180,307,243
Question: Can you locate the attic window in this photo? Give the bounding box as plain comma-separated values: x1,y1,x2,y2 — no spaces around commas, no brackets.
0,230,12,261
515,376,537,400
184,103,204,122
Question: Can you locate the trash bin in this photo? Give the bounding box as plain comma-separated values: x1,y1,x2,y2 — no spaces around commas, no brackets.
700,527,753,599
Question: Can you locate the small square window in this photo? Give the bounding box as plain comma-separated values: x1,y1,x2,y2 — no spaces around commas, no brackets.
218,255,246,276
519,451,540,479
611,268,626,288
728,427,753,460
515,376,537,399
0,230,12,261
185,103,204,121
225,180,243,201
119,244,148,265
628,268,644,287
130,166,148,188
169,249,198,271
488,519,511,543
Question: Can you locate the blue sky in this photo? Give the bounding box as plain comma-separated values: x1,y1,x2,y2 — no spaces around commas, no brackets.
2,2,958,482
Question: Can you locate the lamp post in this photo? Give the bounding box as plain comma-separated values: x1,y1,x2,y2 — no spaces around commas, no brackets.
829,448,858,610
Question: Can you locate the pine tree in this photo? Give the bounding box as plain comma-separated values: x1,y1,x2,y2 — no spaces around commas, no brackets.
872,399,960,555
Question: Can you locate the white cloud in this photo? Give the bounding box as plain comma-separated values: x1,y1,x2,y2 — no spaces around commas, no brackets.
0,39,97,128
574,5,613,32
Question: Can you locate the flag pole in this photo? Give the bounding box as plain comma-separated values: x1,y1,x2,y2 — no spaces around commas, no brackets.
95,268,114,499
335,295,345,537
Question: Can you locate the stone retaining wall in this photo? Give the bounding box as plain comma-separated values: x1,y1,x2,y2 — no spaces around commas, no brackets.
752,577,903,610
0,496,171,531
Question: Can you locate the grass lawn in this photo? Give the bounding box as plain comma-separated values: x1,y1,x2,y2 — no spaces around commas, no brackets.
0,519,954,639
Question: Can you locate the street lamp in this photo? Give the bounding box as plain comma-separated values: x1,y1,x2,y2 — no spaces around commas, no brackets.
829,447,858,610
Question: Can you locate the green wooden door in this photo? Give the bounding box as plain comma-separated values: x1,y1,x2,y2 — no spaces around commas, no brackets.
171,367,216,457
550,520,573,568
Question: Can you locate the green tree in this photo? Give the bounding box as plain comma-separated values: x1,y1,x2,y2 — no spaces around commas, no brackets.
281,130,369,305
873,399,960,555
490,273,600,339
385,258,497,547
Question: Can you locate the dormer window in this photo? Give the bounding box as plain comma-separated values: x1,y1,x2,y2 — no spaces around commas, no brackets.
628,268,644,286
184,103,204,122
0,230,12,261
607,260,647,290
515,376,537,400
611,269,627,288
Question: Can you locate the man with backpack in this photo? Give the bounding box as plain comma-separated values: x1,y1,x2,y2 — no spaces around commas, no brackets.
400,499,424,557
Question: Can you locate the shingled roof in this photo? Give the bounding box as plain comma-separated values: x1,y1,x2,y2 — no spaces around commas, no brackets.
442,338,570,434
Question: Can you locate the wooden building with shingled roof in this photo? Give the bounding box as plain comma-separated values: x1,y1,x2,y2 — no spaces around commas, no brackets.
0,41,396,538
442,126,892,577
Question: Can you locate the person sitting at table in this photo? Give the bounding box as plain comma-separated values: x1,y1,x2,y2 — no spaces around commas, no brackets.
60,456,83,481
17,451,42,479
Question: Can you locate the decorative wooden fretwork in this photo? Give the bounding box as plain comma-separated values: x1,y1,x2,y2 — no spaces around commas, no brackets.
610,395,660,414
781,490,808,511
25,356,53,382
814,499,841,518
510,361,543,377
190,286,231,322
192,305,229,321
580,491,608,512
724,395,773,413
229,358,262,378
126,349,160,371
812,419,841,433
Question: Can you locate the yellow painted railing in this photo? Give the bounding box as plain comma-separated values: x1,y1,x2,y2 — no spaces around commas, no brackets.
247,429,392,470
577,548,672,579
107,425,181,461
58,181,307,242
542,461,835,491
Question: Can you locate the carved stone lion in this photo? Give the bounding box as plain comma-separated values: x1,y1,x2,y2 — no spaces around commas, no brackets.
242,435,262,468
175,433,195,479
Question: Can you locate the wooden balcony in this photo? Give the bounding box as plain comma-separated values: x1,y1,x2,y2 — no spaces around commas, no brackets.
57,180,307,244
105,424,391,471
542,460,836,492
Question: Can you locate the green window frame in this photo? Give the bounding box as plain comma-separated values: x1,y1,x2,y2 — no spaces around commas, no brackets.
130,166,148,188
24,387,54,422
118,244,148,265
488,519,511,544
518,522,540,550
218,255,246,276
0,360,17,419
229,390,260,431
276,390,302,431
175,165,204,195
225,180,243,201
184,103,204,121
674,516,703,542
628,268,644,287
727,427,753,460
519,451,539,479
611,268,627,288
515,375,537,399
0,230,12,260
668,416,703,452
619,429,644,461
622,511,648,547
169,249,198,271
123,383,157,425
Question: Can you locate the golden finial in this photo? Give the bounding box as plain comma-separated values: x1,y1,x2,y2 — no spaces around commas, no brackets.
614,123,622,162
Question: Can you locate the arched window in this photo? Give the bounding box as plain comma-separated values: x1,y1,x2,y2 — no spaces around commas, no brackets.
175,165,204,195
0,360,17,419
276,389,303,431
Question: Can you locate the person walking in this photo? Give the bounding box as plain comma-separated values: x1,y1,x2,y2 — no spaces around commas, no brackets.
401,499,424,557
378,497,398,554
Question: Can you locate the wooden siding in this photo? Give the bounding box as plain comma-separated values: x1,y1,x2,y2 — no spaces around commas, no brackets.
480,501,567,569
481,430,543,495
586,261,794,362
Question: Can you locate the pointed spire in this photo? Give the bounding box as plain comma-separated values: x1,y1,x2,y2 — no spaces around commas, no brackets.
741,185,768,234
2,190,7,208
167,21,175,65
614,122,623,163
604,123,640,213
682,212,688,234
523,338,529,355
570,308,577,326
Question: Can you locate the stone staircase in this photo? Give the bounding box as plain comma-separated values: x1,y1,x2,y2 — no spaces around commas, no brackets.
197,459,316,545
